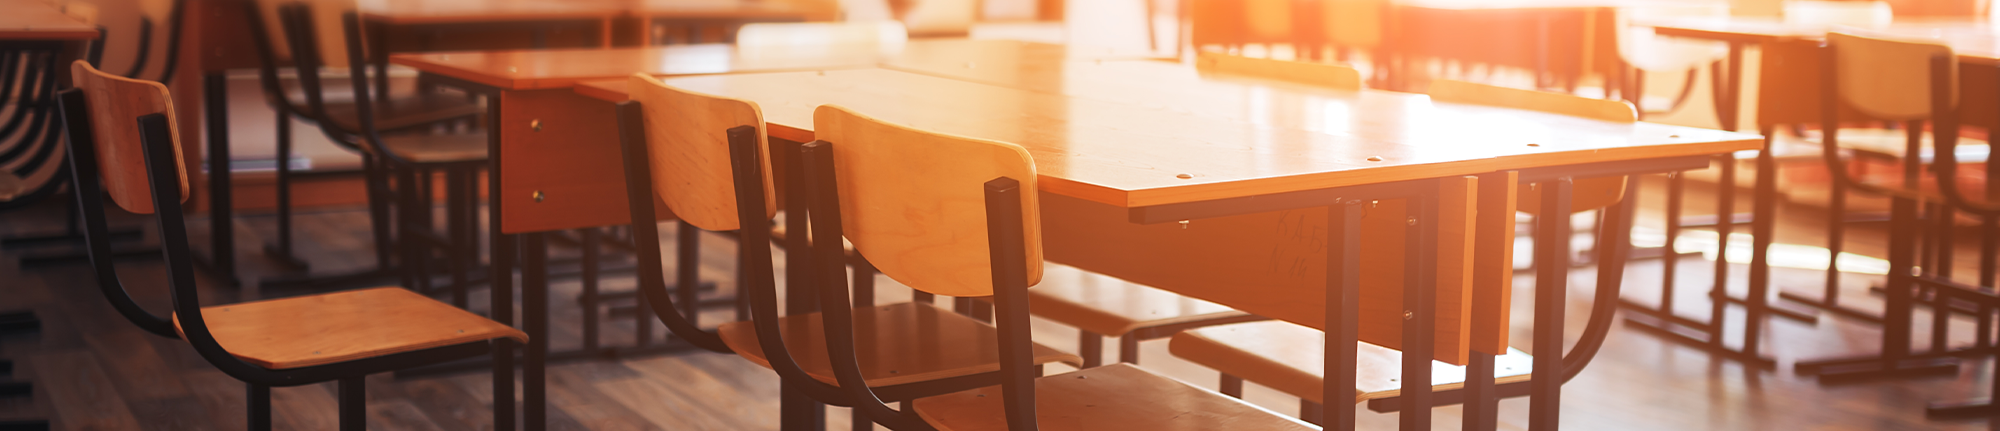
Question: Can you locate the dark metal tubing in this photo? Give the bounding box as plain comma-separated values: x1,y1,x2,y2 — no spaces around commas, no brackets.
1528,178,1572,430
1325,199,1363,431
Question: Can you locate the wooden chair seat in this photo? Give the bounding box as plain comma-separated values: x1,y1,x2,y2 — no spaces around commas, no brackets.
0,173,25,201
320,93,482,133
716,301,1079,387
1168,321,1534,404
1018,271,1261,338
170,287,526,370
382,132,489,164
911,363,1318,431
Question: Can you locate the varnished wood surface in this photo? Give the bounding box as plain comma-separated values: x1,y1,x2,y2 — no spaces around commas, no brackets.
912,363,1318,431
169,287,526,370
69,60,190,215
643,67,1757,208
495,88,678,234
628,74,775,232
1426,79,1632,214
0,0,99,40
811,105,1043,297
715,302,1079,388
1167,320,1534,404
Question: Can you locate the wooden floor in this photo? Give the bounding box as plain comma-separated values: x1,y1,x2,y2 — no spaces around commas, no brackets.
3,166,1999,431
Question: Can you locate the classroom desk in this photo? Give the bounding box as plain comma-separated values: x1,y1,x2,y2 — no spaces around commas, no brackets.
576,62,1757,430
389,38,1133,431
1639,18,2000,375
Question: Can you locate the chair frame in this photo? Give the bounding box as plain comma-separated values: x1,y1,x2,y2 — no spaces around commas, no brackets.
55,82,503,431
1799,36,2000,406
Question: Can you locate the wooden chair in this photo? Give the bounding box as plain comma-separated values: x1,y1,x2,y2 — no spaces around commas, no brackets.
57,59,525,431
1165,78,1630,424
1797,31,2000,390
782,104,1316,431
247,0,482,277
266,3,489,304
614,75,1080,431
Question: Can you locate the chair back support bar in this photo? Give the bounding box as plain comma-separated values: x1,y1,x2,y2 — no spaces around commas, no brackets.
612,99,736,353
66,61,187,214
811,104,1042,297
627,74,777,231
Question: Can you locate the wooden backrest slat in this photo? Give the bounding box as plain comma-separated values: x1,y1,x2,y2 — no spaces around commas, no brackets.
628,73,776,231
68,60,188,214
813,105,1042,297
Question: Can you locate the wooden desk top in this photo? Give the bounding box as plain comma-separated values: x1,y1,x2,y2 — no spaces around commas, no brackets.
0,0,100,41
883,57,1759,176
394,39,1153,91
358,0,804,25
1645,18,2000,63
582,67,1757,207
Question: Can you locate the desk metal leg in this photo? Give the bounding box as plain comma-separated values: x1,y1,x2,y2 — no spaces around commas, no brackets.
1400,180,1441,431
486,92,518,431
1323,199,1364,431
1529,178,1573,430
198,72,238,287
1620,155,1783,368
523,232,548,431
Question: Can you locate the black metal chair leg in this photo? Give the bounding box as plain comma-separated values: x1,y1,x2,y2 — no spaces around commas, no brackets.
1119,334,1141,364
852,407,872,431
1079,330,1103,369
338,377,365,431
248,383,271,431
1219,373,1243,398
261,110,307,271
448,167,472,308
1299,400,1324,426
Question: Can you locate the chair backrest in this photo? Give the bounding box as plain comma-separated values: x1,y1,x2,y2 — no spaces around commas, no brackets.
1616,3,1729,71
253,0,295,60
898,0,976,36
811,104,1042,297
267,0,353,68
1827,31,1956,121
1195,52,1362,90
1428,79,1637,122
67,60,188,214
1784,1,1893,27
1321,0,1384,48
735,21,908,49
627,74,777,231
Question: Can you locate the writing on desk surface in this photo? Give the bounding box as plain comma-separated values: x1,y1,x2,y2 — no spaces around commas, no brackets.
1269,209,1327,281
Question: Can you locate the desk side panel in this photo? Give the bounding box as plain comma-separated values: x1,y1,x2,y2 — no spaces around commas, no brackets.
1040,189,1483,365
499,89,675,233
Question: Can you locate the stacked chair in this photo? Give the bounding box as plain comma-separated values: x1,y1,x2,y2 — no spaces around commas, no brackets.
1795,31,2000,400
57,59,524,431
253,1,488,307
